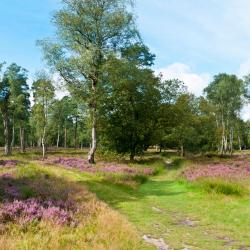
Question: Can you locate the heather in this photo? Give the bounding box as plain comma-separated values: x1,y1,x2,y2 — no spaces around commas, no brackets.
0,160,18,168
0,172,78,226
0,198,75,225
0,164,144,249
2,0,250,248
183,160,250,181
45,157,154,175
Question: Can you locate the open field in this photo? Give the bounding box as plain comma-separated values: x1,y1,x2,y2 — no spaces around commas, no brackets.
0,149,249,250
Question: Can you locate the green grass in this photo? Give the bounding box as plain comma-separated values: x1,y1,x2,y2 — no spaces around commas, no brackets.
1,149,250,249
194,178,247,196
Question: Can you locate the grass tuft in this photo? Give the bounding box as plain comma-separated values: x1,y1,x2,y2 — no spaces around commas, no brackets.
195,178,247,196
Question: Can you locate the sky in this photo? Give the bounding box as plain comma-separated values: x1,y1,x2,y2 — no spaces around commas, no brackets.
1,0,250,118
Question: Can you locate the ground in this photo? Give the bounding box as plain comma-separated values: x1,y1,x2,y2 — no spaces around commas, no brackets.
0,149,249,250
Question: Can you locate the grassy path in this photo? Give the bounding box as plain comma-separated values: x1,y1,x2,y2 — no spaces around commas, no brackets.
42,162,250,250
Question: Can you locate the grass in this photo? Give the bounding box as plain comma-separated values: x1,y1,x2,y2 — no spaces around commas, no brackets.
194,178,247,196
0,160,146,250
0,149,250,249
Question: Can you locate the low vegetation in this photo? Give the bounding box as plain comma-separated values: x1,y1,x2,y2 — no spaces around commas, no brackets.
0,149,249,249
194,178,247,196
0,0,250,249
0,157,146,250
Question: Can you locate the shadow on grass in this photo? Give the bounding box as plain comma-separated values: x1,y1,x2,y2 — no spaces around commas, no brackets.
0,168,84,202
167,157,186,171
160,151,178,158
131,157,164,165
78,178,185,207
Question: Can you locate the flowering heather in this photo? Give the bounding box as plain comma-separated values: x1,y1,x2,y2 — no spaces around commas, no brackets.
0,173,14,179
183,162,250,181
0,160,18,167
0,172,77,226
46,157,154,176
0,173,21,199
0,198,75,225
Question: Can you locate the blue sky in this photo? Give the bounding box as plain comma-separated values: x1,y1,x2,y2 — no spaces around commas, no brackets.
1,0,250,99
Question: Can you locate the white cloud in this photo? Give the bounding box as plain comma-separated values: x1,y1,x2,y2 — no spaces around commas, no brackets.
241,105,250,121
237,59,250,121
238,59,250,78
51,72,69,99
156,63,211,96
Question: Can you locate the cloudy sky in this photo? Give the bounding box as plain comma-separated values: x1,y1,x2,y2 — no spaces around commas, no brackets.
1,0,250,117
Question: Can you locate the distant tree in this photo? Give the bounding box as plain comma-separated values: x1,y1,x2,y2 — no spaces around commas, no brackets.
6,63,30,152
166,94,200,156
49,96,85,148
39,0,139,163
0,62,12,155
204,74,249,155
155,79,187,151
49,98,65,148
32,72,55,159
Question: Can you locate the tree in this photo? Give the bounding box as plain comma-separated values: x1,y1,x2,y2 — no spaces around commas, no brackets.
48,96,85,148
6,63,30,152
155,79,187,151
166,94,200,156
0,62,12,155
100,46,160,160
38,0,139,163
32,72,55,159
204,74,249,155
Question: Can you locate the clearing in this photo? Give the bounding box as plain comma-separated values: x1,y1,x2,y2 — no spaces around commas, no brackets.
0,149,249,250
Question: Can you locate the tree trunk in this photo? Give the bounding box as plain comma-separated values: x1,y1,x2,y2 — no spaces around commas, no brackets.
11,117,15,148
57,125,60,148
229,127,234,155
42,126,46,160
159,144,162,153
238,136,242,151
180,144,184,157
64,126,67,149
20,127,25,153
130,153,135,161
74,117,78,149
88,114,97,164
38,137,42,147
2,113,11,155
88,79,98,164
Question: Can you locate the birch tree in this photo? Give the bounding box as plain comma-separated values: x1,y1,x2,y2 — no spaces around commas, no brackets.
38,0,139,163
32,72,55,159
204,74,249,155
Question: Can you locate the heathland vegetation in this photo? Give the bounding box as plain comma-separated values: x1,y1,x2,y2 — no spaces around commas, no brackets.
0,0,250,249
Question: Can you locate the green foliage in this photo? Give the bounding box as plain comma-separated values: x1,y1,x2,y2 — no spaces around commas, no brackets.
204,74,249,154
99,50,160,159
38,0,141,163
0,63,30,154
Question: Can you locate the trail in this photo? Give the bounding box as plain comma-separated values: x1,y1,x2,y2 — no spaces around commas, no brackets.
41,163,250,250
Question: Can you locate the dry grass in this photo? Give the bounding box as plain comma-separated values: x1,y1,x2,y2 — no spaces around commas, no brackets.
0,164,144,250
0,203,142,250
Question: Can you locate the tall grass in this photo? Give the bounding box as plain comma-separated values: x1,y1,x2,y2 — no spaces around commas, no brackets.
195,178,247,196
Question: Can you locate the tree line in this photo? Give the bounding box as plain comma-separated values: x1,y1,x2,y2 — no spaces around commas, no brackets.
1,0,250,162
